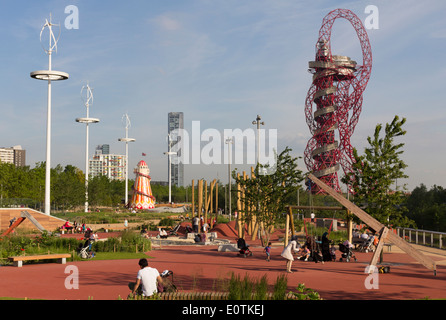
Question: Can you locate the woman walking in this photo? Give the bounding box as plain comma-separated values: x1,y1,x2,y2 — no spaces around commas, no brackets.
281,236,300,273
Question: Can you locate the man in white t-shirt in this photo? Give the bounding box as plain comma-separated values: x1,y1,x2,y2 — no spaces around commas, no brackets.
131,258,163,297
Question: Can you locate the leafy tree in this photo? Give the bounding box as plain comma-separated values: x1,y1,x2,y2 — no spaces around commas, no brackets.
52,165,85,210
405,184,446,231
233,147,304,244
342,115,414,227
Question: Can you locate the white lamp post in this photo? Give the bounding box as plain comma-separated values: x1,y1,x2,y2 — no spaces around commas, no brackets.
76,84,99,213
30,15,69,215
118,114,135,206
252,114,265,171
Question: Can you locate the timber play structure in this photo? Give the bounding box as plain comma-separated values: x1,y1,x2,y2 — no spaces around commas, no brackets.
227,165,437,275
190,178,219,231
283,174,437,275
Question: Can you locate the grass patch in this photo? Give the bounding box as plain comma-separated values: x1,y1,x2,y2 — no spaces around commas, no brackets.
85,252,151,261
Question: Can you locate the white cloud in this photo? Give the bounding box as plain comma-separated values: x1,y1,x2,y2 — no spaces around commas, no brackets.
153,15,182,31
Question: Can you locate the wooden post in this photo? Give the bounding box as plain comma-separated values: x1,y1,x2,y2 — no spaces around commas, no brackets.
251,167,259,241
198,179,203,229
347,210,353,244
368,227,389,273
209,179,216,229
236,173,243,239
204,180,208,230
215,181,218,213
288,206,295,237
242,171,248,236
284,210,290,248
191,179,195,217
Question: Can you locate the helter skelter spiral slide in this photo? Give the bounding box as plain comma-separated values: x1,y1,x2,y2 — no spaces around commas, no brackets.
304,8,372,194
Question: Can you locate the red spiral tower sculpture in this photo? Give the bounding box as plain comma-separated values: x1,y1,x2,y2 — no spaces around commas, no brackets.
304,9,372,193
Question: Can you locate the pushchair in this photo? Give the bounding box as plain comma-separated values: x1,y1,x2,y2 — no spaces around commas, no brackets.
77,239,95,259
339,242,357,262
159,270,177,293
237,238,253,257
358,236,375,253
169,224,181,236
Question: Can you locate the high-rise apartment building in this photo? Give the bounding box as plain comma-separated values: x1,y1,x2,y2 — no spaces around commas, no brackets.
168,112,184,187
0,145,26,167
88,145,125,181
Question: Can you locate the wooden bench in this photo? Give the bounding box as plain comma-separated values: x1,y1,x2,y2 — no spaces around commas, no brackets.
8,253,71,267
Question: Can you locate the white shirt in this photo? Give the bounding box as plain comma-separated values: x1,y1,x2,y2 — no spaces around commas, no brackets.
137,267,160,296
281,240,299,261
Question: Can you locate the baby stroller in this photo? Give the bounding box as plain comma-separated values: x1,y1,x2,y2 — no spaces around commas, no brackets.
159,270,177,293
358,236,375,253
339,242,357,262
237,238,253,257
77,238,95,259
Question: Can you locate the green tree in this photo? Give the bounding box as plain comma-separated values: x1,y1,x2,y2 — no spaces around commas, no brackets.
405,184,446,231
52,165,85,210
342,115,414,227
233,147,304,244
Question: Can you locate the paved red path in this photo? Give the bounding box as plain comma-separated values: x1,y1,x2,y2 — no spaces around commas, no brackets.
1,243,445,300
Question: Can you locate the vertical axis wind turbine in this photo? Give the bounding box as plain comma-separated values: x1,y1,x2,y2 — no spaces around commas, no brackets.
30,14,69,215
76,83,100,213
119,114,135,206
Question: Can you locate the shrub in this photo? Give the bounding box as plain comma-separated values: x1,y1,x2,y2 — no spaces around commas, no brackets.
92,231,151,253
272,274,288,300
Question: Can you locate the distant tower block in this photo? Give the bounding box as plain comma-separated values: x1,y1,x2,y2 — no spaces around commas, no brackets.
129,160,156,210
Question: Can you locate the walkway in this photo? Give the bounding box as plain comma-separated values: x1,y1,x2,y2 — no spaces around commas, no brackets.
0,242,444,300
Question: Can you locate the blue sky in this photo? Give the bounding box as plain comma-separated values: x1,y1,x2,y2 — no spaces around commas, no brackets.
0,0,445,191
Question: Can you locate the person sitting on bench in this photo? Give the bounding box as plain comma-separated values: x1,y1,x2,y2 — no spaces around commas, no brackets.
61,221,74,232
158,228,168,239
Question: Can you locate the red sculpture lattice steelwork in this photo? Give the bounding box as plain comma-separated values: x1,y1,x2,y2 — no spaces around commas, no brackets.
304,9,372,193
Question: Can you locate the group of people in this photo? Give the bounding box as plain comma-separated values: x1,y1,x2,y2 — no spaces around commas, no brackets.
280,232,338,273
61,221,90,234
192,215,213,233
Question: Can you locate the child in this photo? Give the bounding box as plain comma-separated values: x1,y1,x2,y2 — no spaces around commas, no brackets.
330,244,336,261
264,242,272,261
297,245,311,261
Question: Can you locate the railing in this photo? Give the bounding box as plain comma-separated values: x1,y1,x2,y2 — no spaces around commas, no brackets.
395,227,445,250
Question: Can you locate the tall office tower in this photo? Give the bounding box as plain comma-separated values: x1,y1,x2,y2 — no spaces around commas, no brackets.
168,112,184,187
0,145,26,167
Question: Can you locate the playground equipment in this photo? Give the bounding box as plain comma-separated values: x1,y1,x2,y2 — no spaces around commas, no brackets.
306,173,437,275
1,211,48,237
128,160,156,210
190,178,218,231
304,9,372,193
233,167,274,241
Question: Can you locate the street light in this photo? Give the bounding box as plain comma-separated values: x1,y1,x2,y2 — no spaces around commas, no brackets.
118,114,135,206
225,137,233,220
164,134,177,204
252,115,264,230
76,83,99,213
252,114,265,171
30,15,69,215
